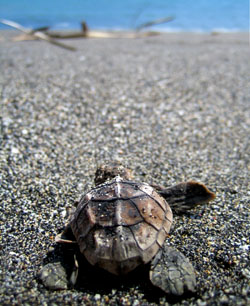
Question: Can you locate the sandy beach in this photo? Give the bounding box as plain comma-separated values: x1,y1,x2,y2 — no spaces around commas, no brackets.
0,31,249,305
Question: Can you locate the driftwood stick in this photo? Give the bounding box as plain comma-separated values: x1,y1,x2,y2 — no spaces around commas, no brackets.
0,19,76,51
33,31,76,51
47,32,86,39
47,30,159,39
48,21,88,38
0,19,30,32
37,29,159,39
13,29,159,40
1,18,161,43
86,31,159,38
30,26,50,33
136,16,175,31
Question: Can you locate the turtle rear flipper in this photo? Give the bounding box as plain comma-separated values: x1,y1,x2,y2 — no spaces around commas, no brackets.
149,247,196,296
154,181,215,213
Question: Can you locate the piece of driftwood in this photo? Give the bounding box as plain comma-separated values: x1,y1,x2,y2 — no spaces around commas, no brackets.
136,16,175,31
0,19,76,51
30,26,50,33
12,26,51,41
48,30,159,39
47,21,88,38
41,21,159,39
1,17,167,46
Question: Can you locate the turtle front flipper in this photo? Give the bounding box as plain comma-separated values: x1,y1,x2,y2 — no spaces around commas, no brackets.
38,262,68,290
154,181,215,213
38,254,79,290
39,225,78,290
149,247,196,296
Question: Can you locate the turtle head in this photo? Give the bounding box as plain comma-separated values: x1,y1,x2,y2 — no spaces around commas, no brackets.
94,162,133,185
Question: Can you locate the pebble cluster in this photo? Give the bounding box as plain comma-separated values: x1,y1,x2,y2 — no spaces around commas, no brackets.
0,31,249,305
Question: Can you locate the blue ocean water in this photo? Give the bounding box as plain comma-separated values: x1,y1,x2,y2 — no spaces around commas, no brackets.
0,0,249,32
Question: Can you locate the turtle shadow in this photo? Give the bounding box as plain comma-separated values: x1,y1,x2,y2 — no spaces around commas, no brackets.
69,249,150,293
41,243,148,293
41,245,196,304
76,258,197,304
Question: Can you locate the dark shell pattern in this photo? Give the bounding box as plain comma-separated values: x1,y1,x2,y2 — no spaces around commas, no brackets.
70,177,173,275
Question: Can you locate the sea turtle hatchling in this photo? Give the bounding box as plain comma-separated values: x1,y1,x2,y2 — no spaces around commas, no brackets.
39,163,216,295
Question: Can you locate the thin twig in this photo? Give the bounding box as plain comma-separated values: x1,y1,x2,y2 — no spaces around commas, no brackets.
135,16,175,31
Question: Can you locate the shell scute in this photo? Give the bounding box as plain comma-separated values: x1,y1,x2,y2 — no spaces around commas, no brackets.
71,203,95,242
118,182,146,198
139,184,168,212
91,184,117,201
131,196,167,231
130,222,158,251
90,201,117,226
118,199,143,226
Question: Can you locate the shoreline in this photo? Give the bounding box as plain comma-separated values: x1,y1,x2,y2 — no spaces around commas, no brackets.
0,29,248,44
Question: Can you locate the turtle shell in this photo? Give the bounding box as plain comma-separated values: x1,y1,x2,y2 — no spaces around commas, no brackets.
70,178,173,275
